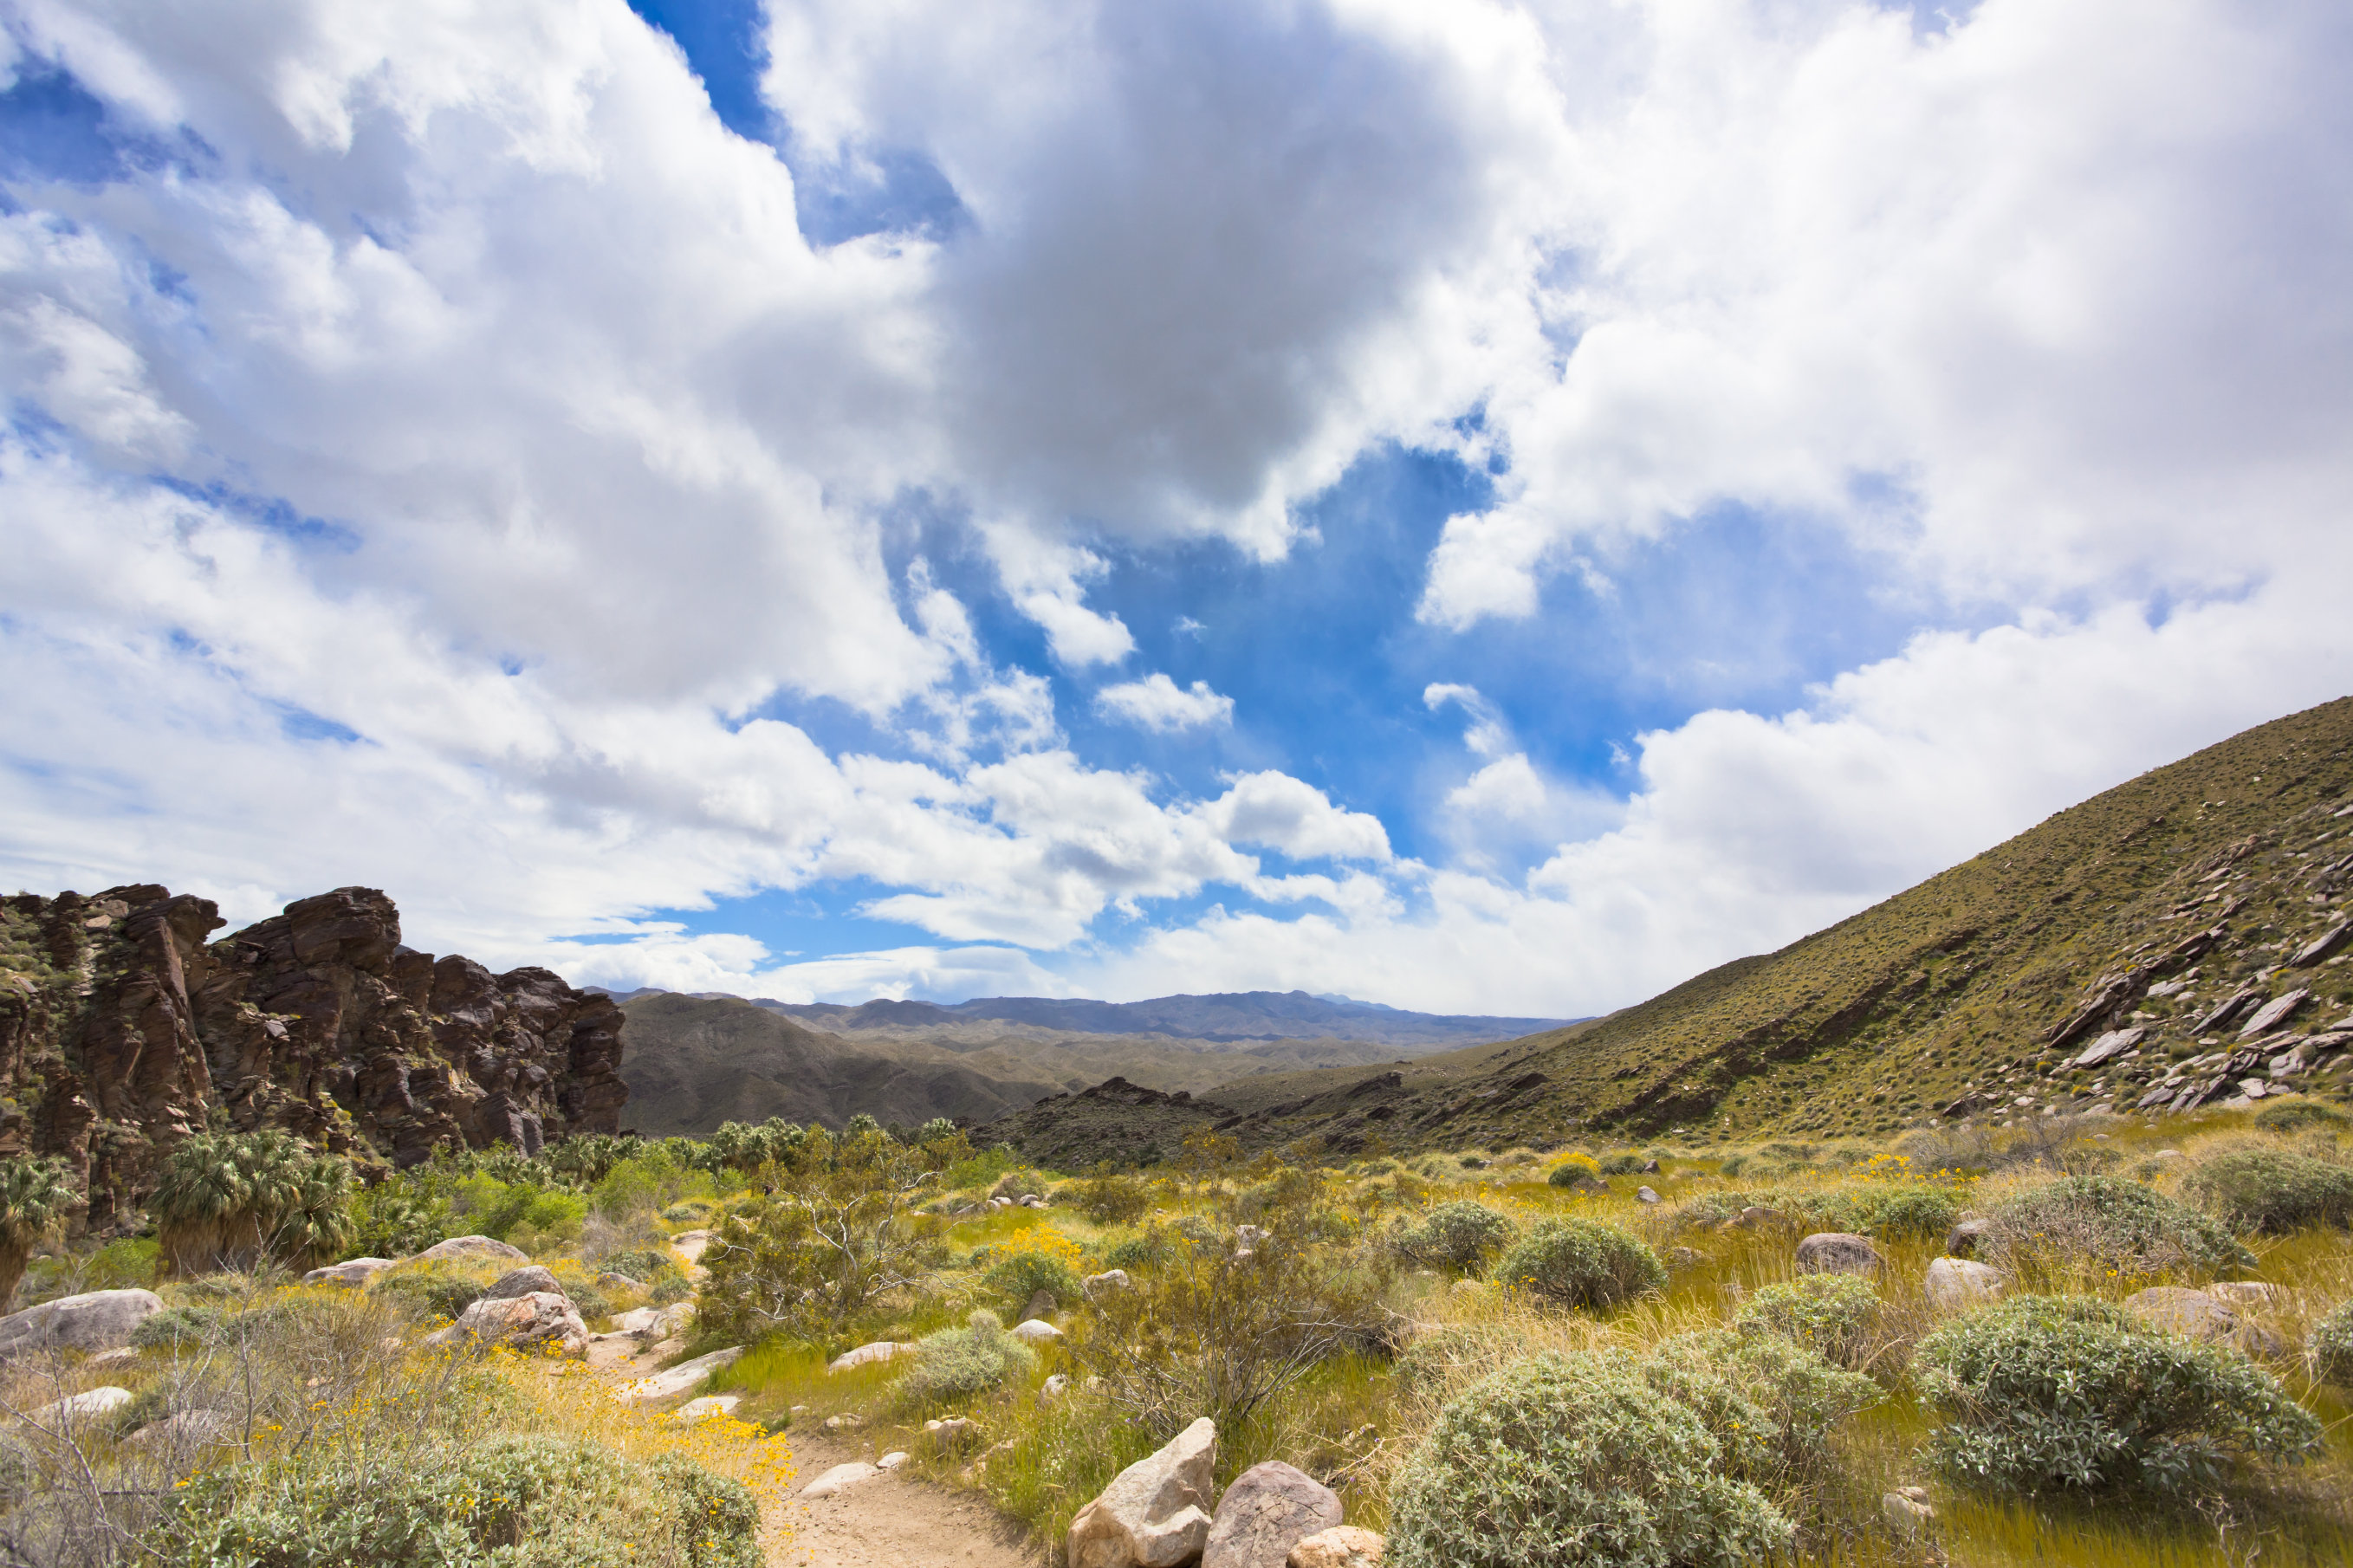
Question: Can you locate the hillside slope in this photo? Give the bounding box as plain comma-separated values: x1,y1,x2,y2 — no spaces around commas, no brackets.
979,696,2353,1163
767,990,1568,1047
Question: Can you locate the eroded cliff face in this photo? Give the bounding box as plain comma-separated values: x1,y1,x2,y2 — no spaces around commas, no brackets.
0,884,625,1222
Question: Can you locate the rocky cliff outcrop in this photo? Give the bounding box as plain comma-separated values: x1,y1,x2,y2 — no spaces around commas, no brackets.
0,885,625,1223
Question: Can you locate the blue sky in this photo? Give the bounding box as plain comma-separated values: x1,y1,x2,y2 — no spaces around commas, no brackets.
3,1,2349,1011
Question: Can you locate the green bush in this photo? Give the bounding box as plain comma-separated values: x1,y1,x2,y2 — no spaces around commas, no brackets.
1546,1158,1600,1190
2311,1299,2353,1386
599,1247,693,1304
1073,1170,1151,1225
2253,1099,2352,1134
1391,1202,1517,1271
1493,1218,1665,1312
1386,1351,1793,1568
898,1309,1038,1408
1393,1323,1526,1403
1103,1233,1171,1272
133,1304,226,1351
371,1260,494,1323
2182,1147,2353,1234
1849,1184,1961,1241
1988,1176,2252,1280
1915,1295,2321,1495
983,1251,1081,1312
1598,1152,1647,1176
1734,1273,1881,1370
1643,1330,1882,1487
165,1434,758,1568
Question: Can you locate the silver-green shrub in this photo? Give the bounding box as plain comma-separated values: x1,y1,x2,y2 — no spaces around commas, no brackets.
1391,1201,1517,1271
1733,1273,1880,1370
1916,1295,2321,1494
2182,1148,2353,1234
1387,1351,1793,1568
1987,1176,2251,1279
898,1309,1038,1407
1643,1331,1882,1488
2311,1299,2353,1386
1492,1218,1665,1311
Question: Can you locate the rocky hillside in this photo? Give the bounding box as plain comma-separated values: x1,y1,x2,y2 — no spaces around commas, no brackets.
0,885,626,1221
981,696,2353,1162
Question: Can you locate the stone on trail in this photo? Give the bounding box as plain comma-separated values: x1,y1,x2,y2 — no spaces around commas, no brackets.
303,1257,398,1287
1067,1416,1218,1568
801,1461,881,1500
1203,1461,1343,1568
1288,1527,1386,1568
480,1265,566,1303
0,1289,165,1360
877,1450,909,1470
1013,1319,1064,1344
829,1340,917,1372
1924,1257,2006,1310
1795,1233,1884,1276
618,1344,743,1403
427,1291,588,1358
414,1234,527,1264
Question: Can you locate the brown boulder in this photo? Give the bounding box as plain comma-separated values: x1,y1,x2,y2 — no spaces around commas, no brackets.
1203,1461,1343,1568
1796,1233,1884,1276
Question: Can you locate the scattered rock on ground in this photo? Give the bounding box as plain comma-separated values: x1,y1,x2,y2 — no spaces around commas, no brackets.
802,1461,882,1499
414,1235,528,1264
1635,1186,1661,1204
1883,1493,1935,1533
1924,1257,2006,1310
1943,1217,1993,1258
1023,1289,1060,1322
2209,1281,2286,1307
1203,1461,1342,1568
0,1289,165,1359
927,1416,978,1446
35,1386,134,1422
302,1257,398,1287
1796,1233,1884,1275
1288,1526,1385,1568
878,1450,909,1470
1084,1269,1131,1296
1014,1319,1064,1344
480,1265,565,1303
1039,1374,1070,1403
829,1340,917,1372
824,1413,867,1433
673,1395,741,1421
618,1344,742,1403
1664,1247,1701,1270
427,1291,588,1358
596,1272,643,1291
1068,1416,1218,1568
1727,1206,1789,1230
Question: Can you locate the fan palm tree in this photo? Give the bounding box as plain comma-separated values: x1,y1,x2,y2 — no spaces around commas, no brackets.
152,1130,347,1274
0,1157,81,1309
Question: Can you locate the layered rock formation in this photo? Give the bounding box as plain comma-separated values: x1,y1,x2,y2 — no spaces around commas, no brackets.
0,885,626,1222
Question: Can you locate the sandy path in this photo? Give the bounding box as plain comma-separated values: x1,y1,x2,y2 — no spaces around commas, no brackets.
585,1334,1038,1568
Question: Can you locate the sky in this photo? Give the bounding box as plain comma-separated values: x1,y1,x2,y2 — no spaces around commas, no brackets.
2,0,2350,1014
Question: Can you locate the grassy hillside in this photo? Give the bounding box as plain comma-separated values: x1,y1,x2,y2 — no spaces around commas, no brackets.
981,696,2353,1163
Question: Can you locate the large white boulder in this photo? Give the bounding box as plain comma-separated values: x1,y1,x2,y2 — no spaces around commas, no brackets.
617,1344,743,1403
413,1235,528,1264
1923,1258,2006,1311
1068,1416,1218,1568
0,1289,165,1360
34,1386,134,1423
828,1340,917,1372
425,1291,588,1358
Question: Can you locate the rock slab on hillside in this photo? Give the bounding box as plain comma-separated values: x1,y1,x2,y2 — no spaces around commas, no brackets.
1068,1416,1218,1568
0,884,627,1215
0,1288,164,1359
1203,1461,1343,1568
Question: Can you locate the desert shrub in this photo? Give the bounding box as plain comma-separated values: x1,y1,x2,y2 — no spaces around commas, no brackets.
1987,1175,2251,1281
1391,1202,1516,1270
1643,1330,1882,1488
1073,1169,1151,1225
1070,1234,1394,1438
1719,1154,1752,1177
1103,1232,1171,1272
1915,1295,2322,1495
2311,1299,2353,1385
990,1170,1047,1202
371,1260,496,1324
1598,1152,1647,1176
590,1150,714,1225
165,1434,758,1568
1546,1154,1602,1190
349,1182,455,1258
1847,1184,1961,1241
133,1305,226,1351
597,1247,693,1302
943,1144,1020,1192
1394,1323,1527,1403
2253,1099,2351,1134
2183,1147,2353,1233
898,1309,1038,1408
1734,1273,1881,1370
1493,1218,1665,1312
1386,1351,1793,1568
984,1250,1083,1312
1457,1155,1487,1171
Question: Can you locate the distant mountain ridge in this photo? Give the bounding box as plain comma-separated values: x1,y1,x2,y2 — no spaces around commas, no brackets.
587,988,1571,1048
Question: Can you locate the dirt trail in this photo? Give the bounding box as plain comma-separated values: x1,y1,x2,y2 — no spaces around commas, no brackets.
584,1334,1037,1568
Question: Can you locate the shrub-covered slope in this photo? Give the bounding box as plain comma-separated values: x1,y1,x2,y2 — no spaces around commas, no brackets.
989,696,2353,1161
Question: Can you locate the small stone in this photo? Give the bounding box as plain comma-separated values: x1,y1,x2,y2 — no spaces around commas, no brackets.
1287,1526,1386,1568
616,1345,742,1403
0,1288,165,1360
801,1461,880,1499
1664,1247,1701,1270
2125,1286,2288,1357
425,1291,588,1358
122,1408,232,1449
925,1416,978,1446
828,1340,917,1372
1795,1233,1883,1276
1084,1269,1132,1296
1883,1493,1935,1533
1943,1217,1993,1258
1635,1186,1661,1204
673,1395,742,1422
596,1273,644,1292
877,1450,909,1470
1013,1319,1064,1344
822,1412,867,1432
1203,1460,1343,1568
1039,1373,1070,1403
2208,1281,2285,1307
1024,1288,1059,1322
